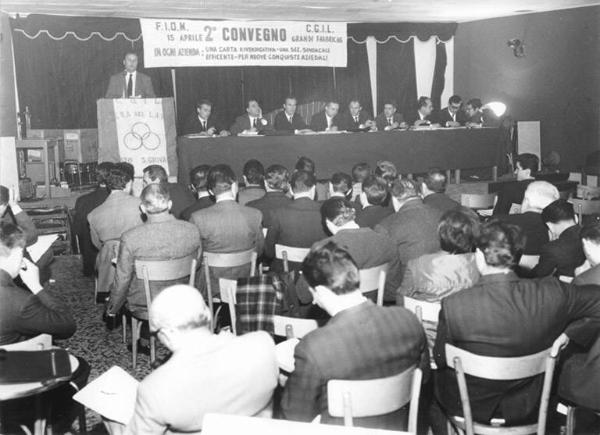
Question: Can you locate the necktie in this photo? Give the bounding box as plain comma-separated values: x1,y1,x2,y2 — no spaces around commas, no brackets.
288,115,293,124
387,118,392,126
253,118,257,128
126,73,133,97
354,116,359,124
202,120,206,131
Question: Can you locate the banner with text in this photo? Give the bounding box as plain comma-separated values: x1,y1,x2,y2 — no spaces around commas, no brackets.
140,20,347,68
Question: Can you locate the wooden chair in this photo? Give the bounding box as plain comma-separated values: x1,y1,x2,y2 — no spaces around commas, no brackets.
518,255,540,270
203,249,257,330
403,296,441,323
444,334,568,435
125,254,198,368
275,244,310,273
358,263,389,306
327,365,423,433
218,278,238,335
561,403,600,435
460,193,497,210
273,315,318,339
0,334,51,350
569,198,600,226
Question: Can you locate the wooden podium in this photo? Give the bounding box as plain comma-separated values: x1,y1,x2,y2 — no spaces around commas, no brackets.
97,98,178,177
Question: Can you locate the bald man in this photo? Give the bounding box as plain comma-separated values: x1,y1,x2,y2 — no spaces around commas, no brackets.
124,285,278,434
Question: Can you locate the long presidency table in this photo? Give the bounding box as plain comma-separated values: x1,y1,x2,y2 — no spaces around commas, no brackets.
177,127,503,183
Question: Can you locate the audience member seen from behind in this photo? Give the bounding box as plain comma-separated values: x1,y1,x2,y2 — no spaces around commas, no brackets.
398,208,480,350
238,159,266,205
181,164,214,221
574,222,600,284
107,285,278,435
433,220,600,426
142,164,196,219
280,241,429,429
492,153,539,215
421,168,460,214
355,175,394,229
246,164,291,230
328,172,353,200
0,185,38,246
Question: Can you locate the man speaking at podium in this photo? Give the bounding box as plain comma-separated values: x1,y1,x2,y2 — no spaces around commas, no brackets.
105,51,155,99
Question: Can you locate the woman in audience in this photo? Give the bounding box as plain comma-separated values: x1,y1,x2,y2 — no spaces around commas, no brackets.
398,207,480,348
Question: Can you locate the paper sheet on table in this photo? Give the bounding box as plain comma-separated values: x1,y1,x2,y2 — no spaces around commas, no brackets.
26,234,58,262
73,366,139,425
275,338,299,373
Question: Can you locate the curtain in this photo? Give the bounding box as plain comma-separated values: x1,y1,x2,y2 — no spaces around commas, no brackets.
431,42,447,110
376,39,417,118
334,41,373,115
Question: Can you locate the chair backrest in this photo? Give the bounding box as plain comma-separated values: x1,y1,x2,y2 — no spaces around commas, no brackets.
358,263,389,307
403,297,441,323
460,193,497,209
275,244,310,272
273,315,318,339
569,198,600,225
0,334,52,351
327,366,422,432
519,254,540,270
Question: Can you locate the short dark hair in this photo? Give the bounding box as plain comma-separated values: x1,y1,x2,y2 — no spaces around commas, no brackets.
0,222,26,256
383,100,397,109
291,170,316,193
284,96,297,104
542,199,576,224
264,164,289,190
141,183,170,214
116,162,134,181
295,156,315,174
374,160,397,184
196,99,212,110
418,96,430,109
106,167,130,190
330,172,352,195
207,164,236,195
362,175,388,205
321,198,356,226
302,241,359,295
351,163,371,183
246,98,260,109
189,164,212,190
448,95,462,105
439,208,480,254
326,100,339,108
123,51,138,59
96,162,115,185
424,168,447,193
243,159,265,185
515,153,539,175
466,98,482,109
348,99,361,107
580,222,600,243
143,165,168,183
476,220,525,268
0,185,8,205
390,179,419,200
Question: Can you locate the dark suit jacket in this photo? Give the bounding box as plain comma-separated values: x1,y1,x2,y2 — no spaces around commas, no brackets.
87,191,142,250
466,111,484,125
337,110,372,131
167,183,196,219
230,114,273,136
107,214,201,315
355,205,394,229
497,212,549,255
309,111,338,132
492,179,534,215
434,272,600,424
375,112,405,130
375,199,443,292
181,195,215,221
105,71,155,98
73,186,110,276
423,193,461,214
264,198,327,270
530,225,585,277
435,107,466,126
246,191,292,229
559,266,600,411
273,111,308,133
180,114,221,136
0,270,75,345
281,301,429,428
238,186,266,206
406,110,432,126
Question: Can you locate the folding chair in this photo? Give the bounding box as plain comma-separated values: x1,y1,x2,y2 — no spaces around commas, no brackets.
358,263,389,306
444,334,568,435
218,278,237,335
0,334,51,351
203,249,257,330
275,244,310,273
273,315,318,339
125,254,198,368
569,198,600,226
327,365,423,433
403,296,441,324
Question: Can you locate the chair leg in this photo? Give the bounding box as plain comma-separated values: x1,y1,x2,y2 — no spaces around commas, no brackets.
78,404,87,434
566,406,575,435
132,318,138,369
121,315,127,344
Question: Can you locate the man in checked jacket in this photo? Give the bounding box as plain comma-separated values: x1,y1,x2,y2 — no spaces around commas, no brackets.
280,241,429,429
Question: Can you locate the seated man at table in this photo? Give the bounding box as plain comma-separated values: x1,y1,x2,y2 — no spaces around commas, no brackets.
238,159,266,205
327,172,353,200
143,164,196,220
464,98,484,127
435,95,465,127
375,100,407,131
337,99,376,132
181,164,214,221
309,100,340,132
273,96,310,134
247,164,291,230
493,153,539,215
108,285,278,434
264,170,327,271
280,241,428,429
180,99,229,136
421,168,460,214
355,175,394,229
407,96,435,127
230,98,273,136
433,220,600,426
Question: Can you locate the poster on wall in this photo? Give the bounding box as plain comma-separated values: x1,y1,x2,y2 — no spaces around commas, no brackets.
140,19,347,68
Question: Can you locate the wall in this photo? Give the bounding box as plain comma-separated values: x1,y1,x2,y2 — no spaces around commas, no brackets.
455,6,600,172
